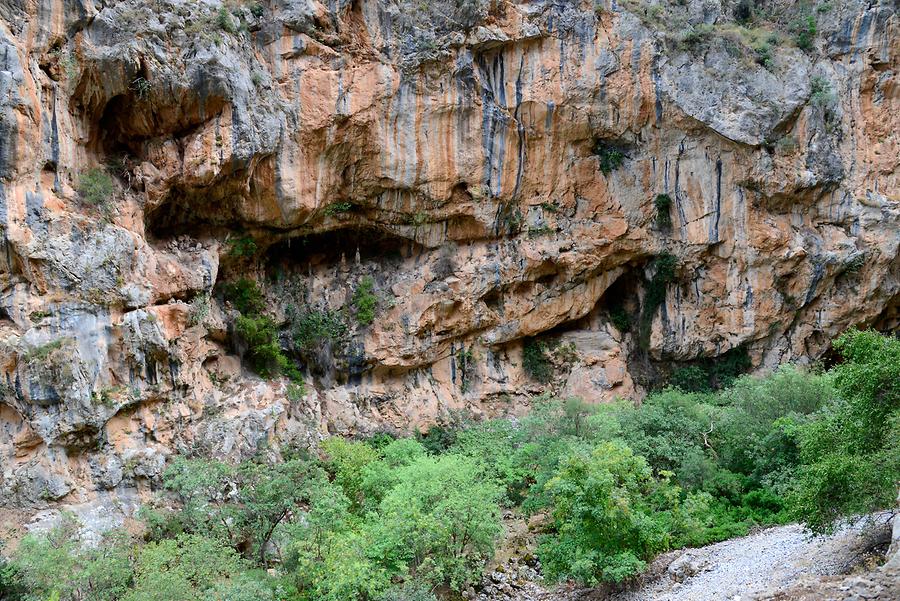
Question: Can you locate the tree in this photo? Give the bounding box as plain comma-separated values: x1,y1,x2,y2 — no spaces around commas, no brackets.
320,438,380,511
124,535,248,601
159,456,326,565
537,441,673,585
792,330,900,532
287,483,392,601
12,521,134,601
369,454,503,590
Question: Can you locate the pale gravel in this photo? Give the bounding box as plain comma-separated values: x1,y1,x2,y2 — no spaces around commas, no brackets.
607,514,892,601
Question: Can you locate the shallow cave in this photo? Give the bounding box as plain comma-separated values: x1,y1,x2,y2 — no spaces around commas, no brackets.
595,267,644,331
264,225,423,274
145,183,249,242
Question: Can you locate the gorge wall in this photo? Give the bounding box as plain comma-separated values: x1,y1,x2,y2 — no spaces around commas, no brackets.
0,0,897,527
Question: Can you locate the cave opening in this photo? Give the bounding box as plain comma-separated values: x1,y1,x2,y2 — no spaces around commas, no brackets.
264,225,423,277
595,266,644,335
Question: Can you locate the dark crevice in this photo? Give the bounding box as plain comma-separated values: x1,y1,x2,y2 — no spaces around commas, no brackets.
264,226,423,273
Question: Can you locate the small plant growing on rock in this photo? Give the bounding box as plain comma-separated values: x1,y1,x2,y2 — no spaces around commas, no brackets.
609,305,632,333
653,194,673,230
841,253,865,276
639,253,678,349
456,347,474,393
775,135,798,155
130,77,151,100
189,292,211,326
217,6,239,33
249,2,265,18
592,141,626,175
29,310,51,323
291,308,348,352
677,23,715,50
77,168,114,208
324,202,354,216
234,314,302,381
523,338,553,384
228,235,258,258
286,380,306,402
222,278,266,315
352,276,378,326
792,14,816,50
810,76,834,108
23,338,66,363
754,41,774,70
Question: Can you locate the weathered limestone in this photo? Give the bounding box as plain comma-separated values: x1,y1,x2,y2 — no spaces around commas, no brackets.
0,0,896,516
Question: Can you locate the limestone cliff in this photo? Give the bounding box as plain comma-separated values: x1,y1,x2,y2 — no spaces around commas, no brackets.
0,0,897,525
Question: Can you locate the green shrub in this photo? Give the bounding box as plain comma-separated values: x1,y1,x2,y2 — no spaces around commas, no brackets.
221,279,302,381
593,142,625,175
217,6,238,33
754,42,774,69
456,347,474,392
12,523,134,601
291,308,347,351
608,305,632,333
523,338,553,383
653,194,673,230
352,276,377,326
188,292,210,326
370,454,502,590
321,438,380,510
159,456,326,565
537,441,674,585
125,534,247,601
249,3,265,18
222,278,266,315
324,202,354,216
0,552,25,601
639,253,678,348
287,485,391,601
668,365,709,392
228,235,258,258
678,23,715,49
668,347,752,392
130,77,151,100
78,168,114,207
235,314,279,373
23,337,66,363
810,75,834,107
416,424,459,454
793,15,816,50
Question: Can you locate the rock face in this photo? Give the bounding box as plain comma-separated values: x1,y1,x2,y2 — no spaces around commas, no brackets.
0,0,897,511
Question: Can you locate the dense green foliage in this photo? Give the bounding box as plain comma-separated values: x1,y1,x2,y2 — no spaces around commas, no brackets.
791,330,900,532
667,347,752,392
222,278,303,382
228,235,259,258
4,331,897,598
352,277,378,326
78,168,115,207
522,338,553,383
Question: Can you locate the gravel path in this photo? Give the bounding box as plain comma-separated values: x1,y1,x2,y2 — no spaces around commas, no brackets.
477,514,895,601
608,515,893,601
